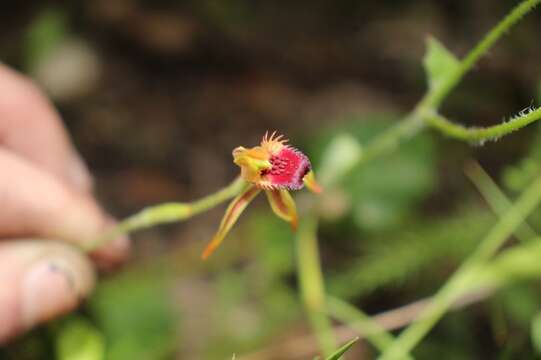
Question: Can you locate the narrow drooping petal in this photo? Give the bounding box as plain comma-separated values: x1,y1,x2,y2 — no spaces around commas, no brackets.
303,170,323,193
202,185,261,259
265,189,298,230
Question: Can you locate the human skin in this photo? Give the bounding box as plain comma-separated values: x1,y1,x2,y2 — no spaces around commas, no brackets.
0,64,130,343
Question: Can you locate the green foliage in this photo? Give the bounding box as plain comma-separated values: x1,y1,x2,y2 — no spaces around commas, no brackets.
308,115,436,232
317,134,363,187
503,123,541,193
531,312,541,354
88,271,178,360
328,206,495,298
204,267,301,358
323,337,359,360
24,7,68,71
497,286,541,328
423,37,460,92
187,212,303,358
246,211,295,277
55,316,105,360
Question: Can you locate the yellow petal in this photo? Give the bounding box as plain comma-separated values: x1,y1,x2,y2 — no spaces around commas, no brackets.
202,185,261,259
232,146,271,184
265,189,298,231
303,170,323,193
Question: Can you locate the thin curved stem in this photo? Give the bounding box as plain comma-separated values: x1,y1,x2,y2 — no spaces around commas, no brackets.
379,174,541,359
296,216,336,356
423,107,541,143
84,177,248,252
336,0,541,188
423,0,541,109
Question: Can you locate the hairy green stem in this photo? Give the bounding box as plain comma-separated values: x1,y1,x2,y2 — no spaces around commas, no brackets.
423,0,541,108
296,216,336,356
424,108,541,143
84,177,248,252
379,174,541,359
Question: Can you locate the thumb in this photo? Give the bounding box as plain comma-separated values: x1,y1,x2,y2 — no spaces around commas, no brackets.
0,148,129,268
0,240,94,344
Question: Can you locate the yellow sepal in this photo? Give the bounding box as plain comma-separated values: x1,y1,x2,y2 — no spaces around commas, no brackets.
265,189,298,231
202,184,261,259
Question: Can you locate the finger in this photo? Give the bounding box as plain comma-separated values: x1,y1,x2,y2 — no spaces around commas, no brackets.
0,148,129,267
0,240,94,344
0,63,92,192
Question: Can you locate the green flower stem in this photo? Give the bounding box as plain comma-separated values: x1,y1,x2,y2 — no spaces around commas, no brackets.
464,160,537,242
379,174,541,359
423,108,541,143
326,296,412,358
84,177,248,252
296,215,336,356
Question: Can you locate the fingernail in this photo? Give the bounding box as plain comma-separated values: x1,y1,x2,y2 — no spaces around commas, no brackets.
21,259,80,329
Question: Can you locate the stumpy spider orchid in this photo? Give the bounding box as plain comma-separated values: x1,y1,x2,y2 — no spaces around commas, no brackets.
202,131,322,259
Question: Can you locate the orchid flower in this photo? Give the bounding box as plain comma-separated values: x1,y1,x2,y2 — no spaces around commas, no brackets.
202,131,322,259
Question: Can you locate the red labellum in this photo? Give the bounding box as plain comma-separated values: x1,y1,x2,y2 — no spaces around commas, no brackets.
264,146,311,190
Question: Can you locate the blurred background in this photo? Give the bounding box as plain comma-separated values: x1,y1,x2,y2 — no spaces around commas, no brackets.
1,0,541,359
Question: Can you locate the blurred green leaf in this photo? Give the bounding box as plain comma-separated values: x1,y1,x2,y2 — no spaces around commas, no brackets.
423,37,460,92
497,286,541,328
473,239,541,289
246,211,295,277
55,315,104,360
307,114,436,232
324,337,359,360
502,123,541,193
24,7,68,71
205,256,301,358
531,312,541,354
318,134,363,187
88,271,178,360
329,206,495,298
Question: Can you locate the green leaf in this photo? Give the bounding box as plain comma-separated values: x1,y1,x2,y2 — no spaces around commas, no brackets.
532,312,541,353
24,7,68,71
502,123,541,193
324,337,359,360
318,134,363,187
423,37,460,91
307,114,437,232
55,315,105,360
88,272,178,360
329,206,494,298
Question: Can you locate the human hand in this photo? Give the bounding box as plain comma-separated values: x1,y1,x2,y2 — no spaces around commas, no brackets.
0,64,130,343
